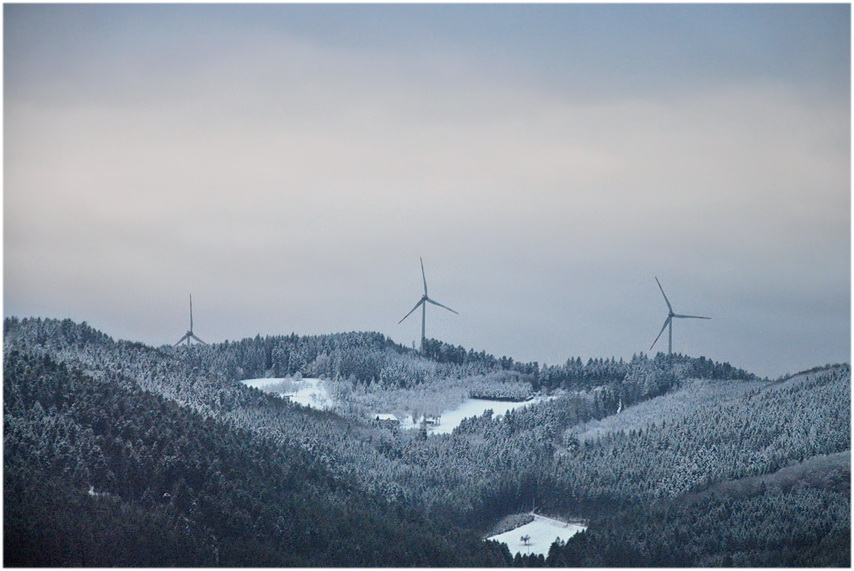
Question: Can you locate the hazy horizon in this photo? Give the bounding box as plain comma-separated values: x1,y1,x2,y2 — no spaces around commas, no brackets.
5,4,850,379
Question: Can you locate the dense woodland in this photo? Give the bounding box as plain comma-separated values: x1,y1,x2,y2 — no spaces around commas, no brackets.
4,317,850,566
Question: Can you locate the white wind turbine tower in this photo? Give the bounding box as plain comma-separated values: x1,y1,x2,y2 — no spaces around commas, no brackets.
399,258,458,353
650,277,710,355
175,294,207,347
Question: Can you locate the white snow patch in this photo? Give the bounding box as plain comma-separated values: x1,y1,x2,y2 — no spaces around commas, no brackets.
400,397,550,434
241,378,551,432
488,514,586,557
241,377,334,410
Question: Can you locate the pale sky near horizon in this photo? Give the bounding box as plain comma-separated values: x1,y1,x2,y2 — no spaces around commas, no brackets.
5,4,850,379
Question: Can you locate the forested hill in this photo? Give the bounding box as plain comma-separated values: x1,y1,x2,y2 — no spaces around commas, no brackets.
4,317,849,567
3,319,511,566
2,316,756,388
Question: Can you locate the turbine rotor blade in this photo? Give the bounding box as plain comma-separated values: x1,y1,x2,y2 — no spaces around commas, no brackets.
174,333,191,347
190,333,207,345
420,257,428,296
426,297,459,314
189,294,194,331
650,316,671,351
655,277,674,313
673,313,711,320
399,299,424,324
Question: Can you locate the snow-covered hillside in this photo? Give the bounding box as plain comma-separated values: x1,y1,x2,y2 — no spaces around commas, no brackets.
567,377,768,444
241,378,334,409
5,318,847,567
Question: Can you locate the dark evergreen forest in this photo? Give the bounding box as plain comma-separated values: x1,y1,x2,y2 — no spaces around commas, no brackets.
4,317,850,566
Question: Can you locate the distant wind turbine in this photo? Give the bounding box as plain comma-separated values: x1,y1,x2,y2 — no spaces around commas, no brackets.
175,294,207,347
399,258,458,353
650,277,710,355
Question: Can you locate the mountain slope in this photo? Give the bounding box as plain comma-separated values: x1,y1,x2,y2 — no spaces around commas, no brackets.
3,348,509,566
545,364,850,567
552,364,849,506
547,452,850,567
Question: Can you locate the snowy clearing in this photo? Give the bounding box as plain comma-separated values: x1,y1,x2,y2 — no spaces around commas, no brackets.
243,377,550,433
241,378,334,410
398,397,549,434
488,514,586,557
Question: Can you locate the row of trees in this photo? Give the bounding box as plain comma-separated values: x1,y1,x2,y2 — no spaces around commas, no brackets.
3,317,755,397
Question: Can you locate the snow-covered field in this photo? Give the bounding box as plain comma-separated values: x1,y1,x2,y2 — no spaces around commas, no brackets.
488,515,586,557
398,397,549,434
241,378,334,409
243,378,549,434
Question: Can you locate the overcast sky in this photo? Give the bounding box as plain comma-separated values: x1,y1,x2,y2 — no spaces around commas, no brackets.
5,4,850,379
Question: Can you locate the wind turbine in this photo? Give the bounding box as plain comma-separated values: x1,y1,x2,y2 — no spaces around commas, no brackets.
175,294,207,347
399,258,458,353
650,277,710,355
